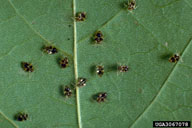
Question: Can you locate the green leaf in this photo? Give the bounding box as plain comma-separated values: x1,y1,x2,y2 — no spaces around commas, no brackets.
0,0,192,128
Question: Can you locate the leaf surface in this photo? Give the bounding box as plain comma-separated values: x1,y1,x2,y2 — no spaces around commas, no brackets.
0,0,192,128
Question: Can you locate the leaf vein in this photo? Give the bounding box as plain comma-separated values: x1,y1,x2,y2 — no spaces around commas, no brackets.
0,111,18,128
0,36,34,61
0,15,16,25
129,14,169,51
184,0,192,9
72,0,82,128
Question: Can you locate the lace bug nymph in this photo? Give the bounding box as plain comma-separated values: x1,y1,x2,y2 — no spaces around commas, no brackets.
93,31,104,44
60,57,69,68
118,65,129,72
75,12,86,21
15,112,28,121
77,78,87,87
96,65,104,77
43,45,58,54
22,62,34,72
64,86,72,97
124,0,136,11
96,92,107,103
169,54,180,63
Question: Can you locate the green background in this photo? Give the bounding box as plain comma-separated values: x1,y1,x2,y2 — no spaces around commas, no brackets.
0,0,192,128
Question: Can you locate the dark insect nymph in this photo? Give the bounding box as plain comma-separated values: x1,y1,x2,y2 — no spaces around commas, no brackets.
22,62,34,72
118,65,129,72
60,57,69,68
169,54,180,63
15,112,28,121
64,86,72,97
77,78,87,87
93,31,104,44
96,65,104,77
124,0,136,11
96,92,107,103
43,45,58,54
75,12,86,21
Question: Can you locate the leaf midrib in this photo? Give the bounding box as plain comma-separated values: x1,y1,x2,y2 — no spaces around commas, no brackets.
72,0,82,128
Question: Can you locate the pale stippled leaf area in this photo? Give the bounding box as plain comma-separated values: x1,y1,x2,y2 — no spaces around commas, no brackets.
0,0,192,128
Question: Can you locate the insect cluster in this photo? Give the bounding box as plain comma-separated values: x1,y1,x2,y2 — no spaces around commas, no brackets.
16,0,185,124
19,2,133,109
20,43,129,103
